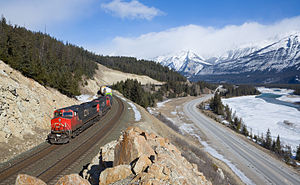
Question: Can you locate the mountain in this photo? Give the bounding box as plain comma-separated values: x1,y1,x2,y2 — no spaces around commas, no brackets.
155,33,300,84
154,51,212,76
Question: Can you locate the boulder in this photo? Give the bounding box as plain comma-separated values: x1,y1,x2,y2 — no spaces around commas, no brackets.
55,174,90,185
132,154,152,175
114,127,155,166
15,174,46,185
82,126,211,185
101,140,117,163
99,165,132,185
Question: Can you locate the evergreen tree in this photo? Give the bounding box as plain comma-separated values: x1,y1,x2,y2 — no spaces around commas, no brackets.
296,144,300,161
283,145,292,163
264,129,272,150
210,93,224,115
271,140,276,152
233,117,242,131
224,105,232,122
275,135,281,154
253,135,258,143
241,124,249,136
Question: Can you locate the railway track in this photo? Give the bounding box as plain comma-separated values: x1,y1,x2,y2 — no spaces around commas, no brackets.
0,96,124,185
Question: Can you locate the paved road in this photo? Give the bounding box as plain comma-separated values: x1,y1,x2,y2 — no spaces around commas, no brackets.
184,95,300,185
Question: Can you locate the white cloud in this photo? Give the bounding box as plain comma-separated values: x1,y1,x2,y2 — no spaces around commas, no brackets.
0,0,92,31
101,0,164,20
99,16,300,59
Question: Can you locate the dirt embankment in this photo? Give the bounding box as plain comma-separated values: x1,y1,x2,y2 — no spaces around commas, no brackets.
0,60,79,163
80,63,163,95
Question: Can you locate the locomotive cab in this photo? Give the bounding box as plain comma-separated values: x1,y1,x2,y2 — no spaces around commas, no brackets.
48,107,80,144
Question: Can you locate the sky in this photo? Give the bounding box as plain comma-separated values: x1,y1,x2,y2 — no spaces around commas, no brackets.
1,0,300,59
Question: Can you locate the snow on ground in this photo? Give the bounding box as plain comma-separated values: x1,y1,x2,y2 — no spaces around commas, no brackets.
257,87,294,95
257,86,300,103
76,94,97,103
222,96,300,152
156,99,171,108
178,123,254,185
152,98,254,184
200,141,254,185
127,102,141,121
115,94,141,121
277,95,300,103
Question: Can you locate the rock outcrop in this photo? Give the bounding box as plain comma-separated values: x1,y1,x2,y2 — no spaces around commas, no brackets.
15,174,46,185
83,126,211,185
0,60,79,162
14,127,211,185
55,174,90,185
15,174,89,185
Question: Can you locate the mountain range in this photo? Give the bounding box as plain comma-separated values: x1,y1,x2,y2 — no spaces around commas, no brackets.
154,33,300,84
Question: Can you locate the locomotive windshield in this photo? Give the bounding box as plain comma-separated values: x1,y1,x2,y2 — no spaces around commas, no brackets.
63,112,73,117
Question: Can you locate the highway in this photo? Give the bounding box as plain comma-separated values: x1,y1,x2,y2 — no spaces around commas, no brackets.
184,95,300,185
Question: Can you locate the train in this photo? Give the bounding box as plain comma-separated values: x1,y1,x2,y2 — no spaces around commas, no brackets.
47,94,112,144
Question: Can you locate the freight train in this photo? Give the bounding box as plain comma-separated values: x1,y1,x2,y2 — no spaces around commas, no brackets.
48,95,112,144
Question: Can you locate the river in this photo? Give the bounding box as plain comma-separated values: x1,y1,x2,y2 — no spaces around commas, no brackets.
256,93,300,111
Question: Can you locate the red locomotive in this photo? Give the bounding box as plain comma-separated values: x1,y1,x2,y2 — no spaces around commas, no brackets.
48,95,112,144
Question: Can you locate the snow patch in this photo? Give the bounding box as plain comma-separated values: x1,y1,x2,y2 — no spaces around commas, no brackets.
76,94,97,103
179,123,195,134
179,123,254,185
115,94,141,121
127,102,141,121
277,95,300,103
257,87,294,95
156,99,171,108
201,141,255,185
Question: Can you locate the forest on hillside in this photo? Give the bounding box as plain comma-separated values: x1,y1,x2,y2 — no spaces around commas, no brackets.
112,79,217,108
219,84,260,98
0,17,97,96
90,55,186,82
0,16,185,97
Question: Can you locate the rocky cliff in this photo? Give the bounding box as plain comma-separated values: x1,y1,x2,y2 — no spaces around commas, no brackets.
82,126,211,185
0,60,79,162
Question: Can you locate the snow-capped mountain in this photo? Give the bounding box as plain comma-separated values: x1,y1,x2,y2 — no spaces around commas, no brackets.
154,50,212,76
155,33,300,84
200,33,300,75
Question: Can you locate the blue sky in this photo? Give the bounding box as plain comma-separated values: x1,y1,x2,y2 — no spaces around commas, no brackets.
1,0,300,58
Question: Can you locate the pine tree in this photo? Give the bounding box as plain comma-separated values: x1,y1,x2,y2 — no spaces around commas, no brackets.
224,105,232,122
264,129,272,150
253,135,258,143
296,144,300,161
283,145,292,163
271,140,276,152
275,135,281,154
233,117,241,131
210,93,224,115
241,124,249,136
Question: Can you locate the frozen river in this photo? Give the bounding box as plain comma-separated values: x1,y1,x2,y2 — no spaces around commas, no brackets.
222,87,300,154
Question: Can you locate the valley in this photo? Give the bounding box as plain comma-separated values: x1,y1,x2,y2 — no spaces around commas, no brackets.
150,95,300,185
1,2,300,184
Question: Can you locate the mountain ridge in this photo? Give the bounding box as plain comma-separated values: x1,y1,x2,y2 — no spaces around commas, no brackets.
154,33,300,84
